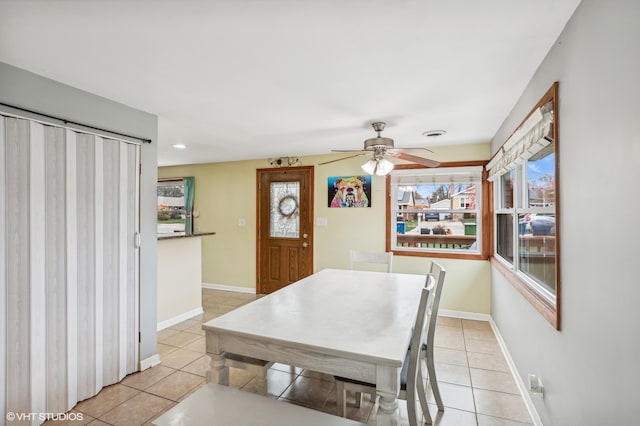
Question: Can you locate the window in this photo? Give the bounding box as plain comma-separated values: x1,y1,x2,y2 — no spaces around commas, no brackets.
157,177,195,236
387,163,486,259
488,82,560,329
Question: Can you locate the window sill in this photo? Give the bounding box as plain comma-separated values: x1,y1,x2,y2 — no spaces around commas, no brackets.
491,256,559,330
391,249,487,261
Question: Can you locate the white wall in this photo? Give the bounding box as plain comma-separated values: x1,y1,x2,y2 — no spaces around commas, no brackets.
490,1,640,424
157,237,203,325
0,62,159,363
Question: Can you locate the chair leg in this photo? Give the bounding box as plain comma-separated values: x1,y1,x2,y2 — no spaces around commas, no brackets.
426,348,444,411
336,381,347,417
417,363,433,425
369,390,377,403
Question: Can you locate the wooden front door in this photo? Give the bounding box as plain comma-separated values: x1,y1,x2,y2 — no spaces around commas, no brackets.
257,166,314,294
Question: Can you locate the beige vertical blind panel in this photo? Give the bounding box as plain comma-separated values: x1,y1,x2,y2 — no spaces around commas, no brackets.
0,114,140,419
486,109,553,181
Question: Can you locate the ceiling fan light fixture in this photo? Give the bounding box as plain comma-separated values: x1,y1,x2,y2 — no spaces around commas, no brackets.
376,158,394,175
361,159,377,175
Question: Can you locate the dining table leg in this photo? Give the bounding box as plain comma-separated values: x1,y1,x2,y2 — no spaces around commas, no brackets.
205,331,229,386
376,365,402,426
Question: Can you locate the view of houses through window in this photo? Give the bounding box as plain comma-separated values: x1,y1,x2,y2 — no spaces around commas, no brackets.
389,166,483,255
157,179,186,236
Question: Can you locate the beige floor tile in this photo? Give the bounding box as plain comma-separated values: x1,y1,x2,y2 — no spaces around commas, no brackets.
464,327,498,342
467,352,510,373
473,388,531,423
180,355,210,377
477,413,532,425
86,420,111,426
98,392,174,426
42,410,95,425
159,331,201,348
465,337,502,355
169,318,201,332
426,382,475,412
241,368,296,397
182,323,205,336
156,343,178,357
426,404,478,426
434,325,466,351
271,363,303,375
470,368,520,395
145,371,205,401
182,336,205,353
157,328,179,341
435,362,471,386
228,366,257,388
279,375,335,410
159,347,203,369
437,316,463,328
121,365,176,391
434,347,468,367
299,368,336,382
73,384,140,418
461,319,492,331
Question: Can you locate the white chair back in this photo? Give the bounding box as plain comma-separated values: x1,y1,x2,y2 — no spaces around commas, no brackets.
349,250,393,272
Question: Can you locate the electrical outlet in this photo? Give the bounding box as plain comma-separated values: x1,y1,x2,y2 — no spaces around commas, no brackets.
528,374,544,396
238,218,246,227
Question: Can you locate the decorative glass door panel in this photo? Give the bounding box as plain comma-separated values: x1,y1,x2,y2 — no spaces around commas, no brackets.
270,181,300,238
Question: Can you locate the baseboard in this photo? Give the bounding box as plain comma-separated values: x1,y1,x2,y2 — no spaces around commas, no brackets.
438,310,542,425
157,307,204,331
202,282,256,294
439,309,492,322
488,317,543,426
140,354,161,371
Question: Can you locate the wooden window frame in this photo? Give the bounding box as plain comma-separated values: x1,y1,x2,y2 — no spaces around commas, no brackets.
490,82,561,330
385,161,491,261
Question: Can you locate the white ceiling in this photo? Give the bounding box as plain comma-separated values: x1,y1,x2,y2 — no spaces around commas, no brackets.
0,0,580,167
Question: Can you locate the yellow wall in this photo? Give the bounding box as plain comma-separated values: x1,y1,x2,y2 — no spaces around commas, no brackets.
159,142,492,314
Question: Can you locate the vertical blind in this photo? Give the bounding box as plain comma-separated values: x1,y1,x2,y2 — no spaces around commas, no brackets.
0,114,140,420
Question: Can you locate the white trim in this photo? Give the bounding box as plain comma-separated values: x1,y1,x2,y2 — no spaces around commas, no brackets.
202,282,256,294
139,354,161,371
438,309,491,322
488,317,543,426
157,307,204,331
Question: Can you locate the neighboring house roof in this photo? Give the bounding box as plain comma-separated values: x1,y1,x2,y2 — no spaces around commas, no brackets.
430,199,451,209
397,191,414,206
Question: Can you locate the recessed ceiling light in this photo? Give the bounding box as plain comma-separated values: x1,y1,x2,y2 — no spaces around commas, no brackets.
422,130,447,138
171,143,187,149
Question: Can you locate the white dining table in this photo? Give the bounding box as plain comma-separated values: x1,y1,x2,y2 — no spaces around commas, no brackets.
203,268,426,425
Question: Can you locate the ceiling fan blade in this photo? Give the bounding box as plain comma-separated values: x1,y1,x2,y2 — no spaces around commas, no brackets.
318,152,368,165
330,149,367,153
392,147,434,154
391,152,440,168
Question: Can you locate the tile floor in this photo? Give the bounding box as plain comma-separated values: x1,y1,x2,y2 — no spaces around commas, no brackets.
50,289,533,425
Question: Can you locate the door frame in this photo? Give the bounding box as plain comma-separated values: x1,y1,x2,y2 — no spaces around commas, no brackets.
256,166,314,293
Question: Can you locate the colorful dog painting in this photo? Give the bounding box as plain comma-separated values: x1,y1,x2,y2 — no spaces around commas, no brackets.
328,176,371,208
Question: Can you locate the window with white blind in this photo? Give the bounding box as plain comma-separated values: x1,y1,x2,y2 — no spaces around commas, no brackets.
387,164,486,258
488,82,560,329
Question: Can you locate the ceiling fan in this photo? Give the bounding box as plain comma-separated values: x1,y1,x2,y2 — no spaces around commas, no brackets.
319,122,440,175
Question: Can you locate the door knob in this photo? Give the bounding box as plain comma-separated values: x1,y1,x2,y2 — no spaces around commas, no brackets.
302,242,309,248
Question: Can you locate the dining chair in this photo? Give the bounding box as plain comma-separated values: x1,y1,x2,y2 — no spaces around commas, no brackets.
349,249,393,272
335,274,436,425
416,261,446,415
